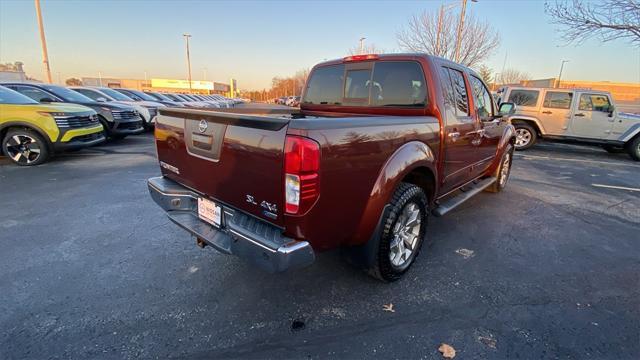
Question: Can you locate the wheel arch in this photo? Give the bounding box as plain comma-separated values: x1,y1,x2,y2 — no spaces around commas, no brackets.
351,141,438,247
0,122,54,155
509,116,544,135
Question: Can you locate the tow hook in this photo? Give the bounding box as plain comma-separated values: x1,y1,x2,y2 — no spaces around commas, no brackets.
196,237,207,249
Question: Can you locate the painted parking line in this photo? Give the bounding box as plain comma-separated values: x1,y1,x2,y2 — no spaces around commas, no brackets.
515,154,640,168
592,184,640,192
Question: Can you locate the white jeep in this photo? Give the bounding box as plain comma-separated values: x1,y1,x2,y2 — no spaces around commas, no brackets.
501,87,640,161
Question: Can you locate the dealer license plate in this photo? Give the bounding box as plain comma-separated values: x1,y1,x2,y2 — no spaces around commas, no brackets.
198,197,221,227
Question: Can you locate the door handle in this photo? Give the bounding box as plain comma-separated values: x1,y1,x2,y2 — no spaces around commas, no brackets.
542,111,552,114
574,113,585,117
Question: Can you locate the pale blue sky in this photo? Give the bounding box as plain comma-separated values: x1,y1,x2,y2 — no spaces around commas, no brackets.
1,0,639,90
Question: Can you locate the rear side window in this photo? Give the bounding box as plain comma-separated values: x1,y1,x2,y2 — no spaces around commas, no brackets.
543,91,573,109
509,90,539,107
448,68,469,116
371,62,426,107
303,64,345,105
579,94,612,112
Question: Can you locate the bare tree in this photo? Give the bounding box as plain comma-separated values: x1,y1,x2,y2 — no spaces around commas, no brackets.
348,43,385,55
497,68,530,85
545,0,640,46
397,9,500,68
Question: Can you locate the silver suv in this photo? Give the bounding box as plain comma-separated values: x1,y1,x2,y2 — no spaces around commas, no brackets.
501,87,640,161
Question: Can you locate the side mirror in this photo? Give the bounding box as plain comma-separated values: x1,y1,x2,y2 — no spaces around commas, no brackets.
608,105,615,117
498,102,516,117
39,97,55,103
96,97,108,102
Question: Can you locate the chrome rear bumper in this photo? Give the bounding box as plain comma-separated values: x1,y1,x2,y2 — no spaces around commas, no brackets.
147,176,315,273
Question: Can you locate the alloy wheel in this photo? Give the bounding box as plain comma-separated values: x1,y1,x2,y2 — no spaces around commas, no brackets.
389,202,422,267
5,134,42,165
499,152,512,187
515,128,532,148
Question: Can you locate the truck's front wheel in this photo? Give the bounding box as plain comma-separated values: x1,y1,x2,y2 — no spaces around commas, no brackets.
369,183,428,282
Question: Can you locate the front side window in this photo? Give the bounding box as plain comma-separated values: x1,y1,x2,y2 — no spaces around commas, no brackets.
508,90,539,107
543,91,573,109
11,86,57,102
578,94,612,112
371,61,426,107
0,86,38,104
344,69,371,100
448,68,469,116
469,75,494,119
303,64,344,105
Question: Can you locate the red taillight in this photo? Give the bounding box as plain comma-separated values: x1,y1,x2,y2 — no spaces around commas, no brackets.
343,54,379,62
284,135,320,214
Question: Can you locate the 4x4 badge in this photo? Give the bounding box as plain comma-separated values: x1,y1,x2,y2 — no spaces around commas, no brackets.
198,119,208,133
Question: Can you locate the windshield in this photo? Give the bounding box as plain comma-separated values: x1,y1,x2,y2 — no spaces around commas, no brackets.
126,89,156,102
149,92,172,101
43,85,93,103
0,86,38,104
100,88,133,101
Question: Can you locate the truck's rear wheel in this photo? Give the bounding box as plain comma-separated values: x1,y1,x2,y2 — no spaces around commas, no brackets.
626,136,640,161
368,183,428,282
2,128,50,166
513,123,537,150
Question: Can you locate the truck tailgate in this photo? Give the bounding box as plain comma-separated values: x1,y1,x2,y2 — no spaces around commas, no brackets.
154,108,290,226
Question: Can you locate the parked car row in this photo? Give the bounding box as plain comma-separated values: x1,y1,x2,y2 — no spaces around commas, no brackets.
0,81,244,166
274,96,300,107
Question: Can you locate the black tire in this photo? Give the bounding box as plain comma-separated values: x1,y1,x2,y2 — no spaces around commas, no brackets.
486,145,514,193
513,123,537,150
626,136,640,161
2,128,50,166
602,145,625,154
368,182,428,282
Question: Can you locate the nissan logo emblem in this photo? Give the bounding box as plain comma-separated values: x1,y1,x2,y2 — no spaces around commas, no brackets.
198,119,208,133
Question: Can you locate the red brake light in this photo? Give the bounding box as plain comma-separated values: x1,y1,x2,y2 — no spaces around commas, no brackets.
284,135,320,215
343,54,379,62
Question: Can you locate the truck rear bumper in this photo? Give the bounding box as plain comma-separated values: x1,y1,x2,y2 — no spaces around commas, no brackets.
147,176,315,273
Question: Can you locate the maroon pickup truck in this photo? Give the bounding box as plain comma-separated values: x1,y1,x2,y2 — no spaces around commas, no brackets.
148,54,517,281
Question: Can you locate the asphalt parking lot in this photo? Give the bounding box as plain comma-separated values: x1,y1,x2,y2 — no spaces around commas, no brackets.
1,134,638,359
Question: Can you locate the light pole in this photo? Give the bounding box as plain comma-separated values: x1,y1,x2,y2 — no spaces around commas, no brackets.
454,0,478,63
34,0,52,83
183,33,193,93
436,3,457,56
557,60,569,88
359,37,366,54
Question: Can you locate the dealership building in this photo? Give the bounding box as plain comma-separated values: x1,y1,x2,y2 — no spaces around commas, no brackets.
80,77,237,97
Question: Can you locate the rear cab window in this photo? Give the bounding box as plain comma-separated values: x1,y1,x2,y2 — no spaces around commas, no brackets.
508,89,540,107
302,60,427,108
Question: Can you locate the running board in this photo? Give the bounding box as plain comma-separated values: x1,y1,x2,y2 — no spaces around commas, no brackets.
432,177,497,217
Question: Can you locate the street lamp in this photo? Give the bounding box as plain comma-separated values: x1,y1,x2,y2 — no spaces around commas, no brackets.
183,33,193,93
34,0,52,83
359,37,366,54
454,0,478,63
557,60,569,88
436,0,477,61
